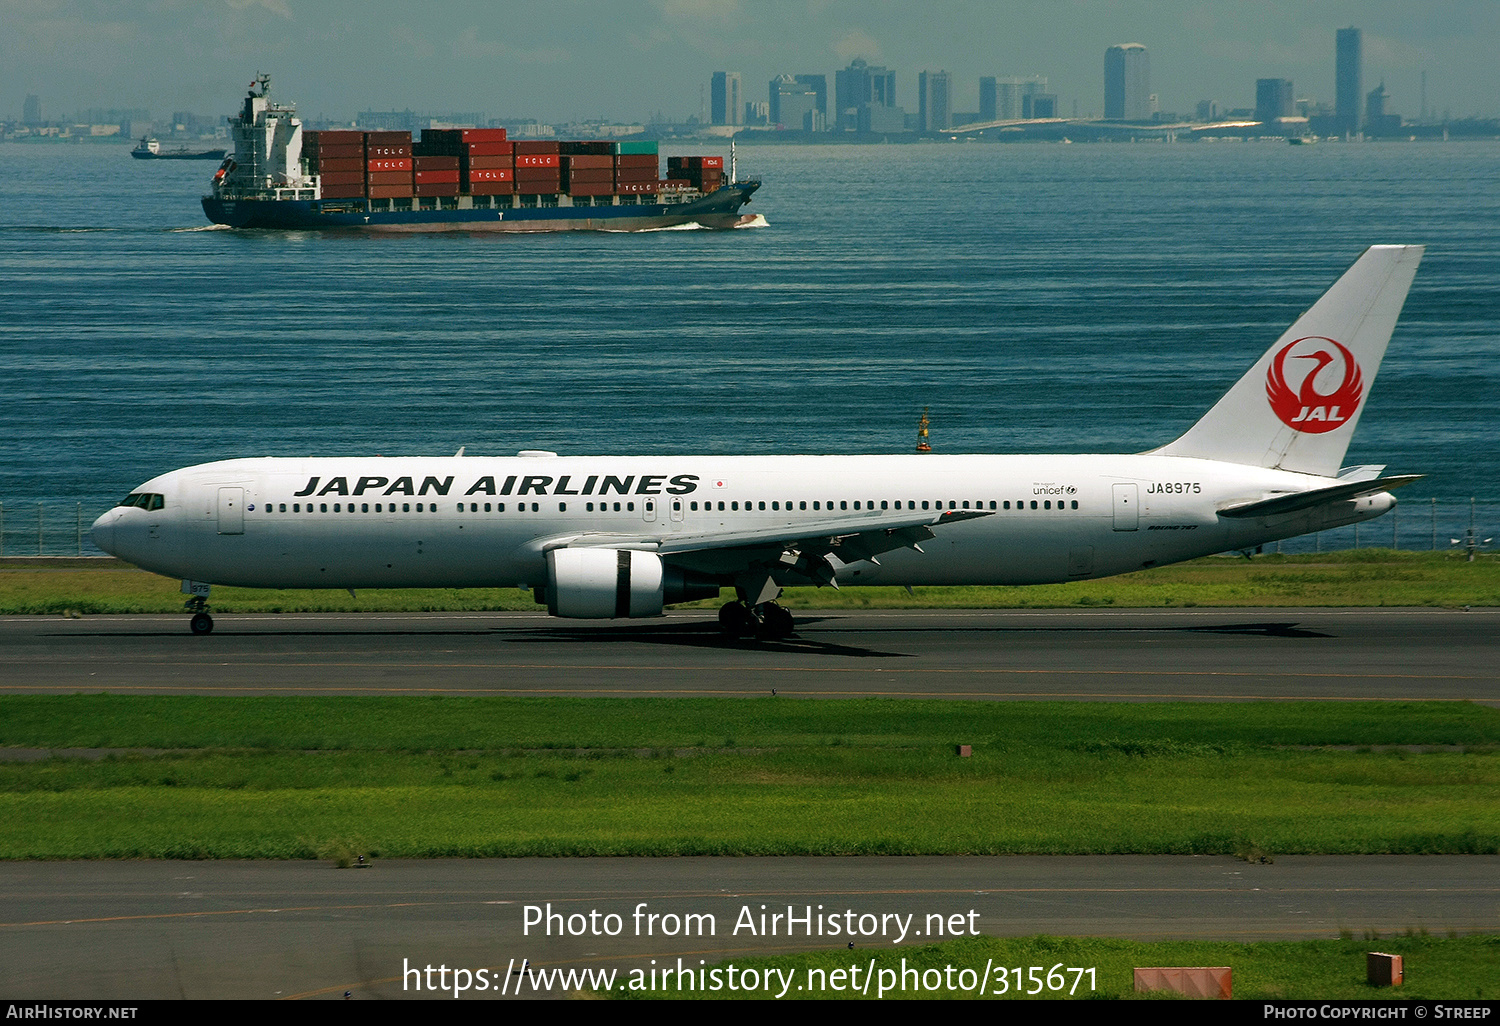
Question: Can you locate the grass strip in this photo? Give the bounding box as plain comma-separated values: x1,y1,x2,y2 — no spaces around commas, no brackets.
604,933,1500,1000
0,698,1495,859
1,550,1496,614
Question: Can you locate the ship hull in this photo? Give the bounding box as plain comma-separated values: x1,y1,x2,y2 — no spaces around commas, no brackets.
202,182,759,232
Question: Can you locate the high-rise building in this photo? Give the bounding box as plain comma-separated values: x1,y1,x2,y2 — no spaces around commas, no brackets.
23,94,42,126
1104,43,1150,121
990,77,1047,121
1256,79,1294,122
1023,93,1058,119
1335,27,1362,135
710,71,742,126
979,77,997,122
835,59,897,129
794,74,828,118
918,71,953,132
770,75,820,130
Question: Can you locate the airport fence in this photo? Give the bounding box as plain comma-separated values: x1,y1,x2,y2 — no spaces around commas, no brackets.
0,499,1495,560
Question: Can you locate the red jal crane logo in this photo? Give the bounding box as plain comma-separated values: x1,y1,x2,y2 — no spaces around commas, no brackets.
1266,337,1364,433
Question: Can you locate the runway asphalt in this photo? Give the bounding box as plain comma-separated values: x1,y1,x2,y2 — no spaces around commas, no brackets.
3,856,1497,1000
4,608,1496,1000
1,607,1496,701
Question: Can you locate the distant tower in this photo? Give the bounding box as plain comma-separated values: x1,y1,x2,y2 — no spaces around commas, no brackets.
979,77,997,122
22,93,41,126
1255,79,1294,122
1335,27,1362,135
918,71,952,132
1104,44,1150,121
711,72,742,126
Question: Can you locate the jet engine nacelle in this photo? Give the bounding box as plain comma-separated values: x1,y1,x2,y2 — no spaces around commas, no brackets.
545,548,719,618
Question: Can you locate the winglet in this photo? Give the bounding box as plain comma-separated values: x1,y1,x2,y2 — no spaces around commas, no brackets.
1154,246,1423,477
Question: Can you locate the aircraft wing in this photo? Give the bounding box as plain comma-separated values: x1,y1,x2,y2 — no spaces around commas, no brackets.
528,507,994,593
1217,475,1423,519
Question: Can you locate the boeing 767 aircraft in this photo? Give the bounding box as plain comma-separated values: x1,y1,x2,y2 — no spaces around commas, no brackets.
92,245,1423,637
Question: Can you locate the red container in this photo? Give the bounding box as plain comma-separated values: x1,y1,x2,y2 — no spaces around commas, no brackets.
468,181,515,195
364,130,412,145
367,158,413,172
615,153,658,168
563,154,612,170
566,181,613,196
414,169,460,184
458,128,507,142
564,168,613,184
463,155,512,170
661,179,691,189
317,130,363,145
319,171,366,187
413,155,460,170
315,144,365,161
321,182,366,198
367,144,412,159
316,157,365,174
513,140,561,154
613,166,658,183
467,168,513,182
367,170,414,186
368,184,414,199
515,153,560,168
414,181,459,196
616,181,659,195
464,141,513,157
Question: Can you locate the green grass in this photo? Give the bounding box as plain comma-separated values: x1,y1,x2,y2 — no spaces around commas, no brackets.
0,698,1496,859
1,550,1497,614
606,933,1500,1000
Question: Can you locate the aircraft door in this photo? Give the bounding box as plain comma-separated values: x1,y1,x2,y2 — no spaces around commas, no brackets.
669,498,685,523
1112,483,1138,532
217,487,245,535
642,498,657,523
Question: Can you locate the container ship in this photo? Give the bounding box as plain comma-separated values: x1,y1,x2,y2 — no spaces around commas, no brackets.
202,76,760,231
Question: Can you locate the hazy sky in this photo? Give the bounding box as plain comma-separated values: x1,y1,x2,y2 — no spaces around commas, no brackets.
4,1,1497,123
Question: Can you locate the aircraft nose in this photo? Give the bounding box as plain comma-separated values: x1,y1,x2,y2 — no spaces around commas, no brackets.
90,509,119,555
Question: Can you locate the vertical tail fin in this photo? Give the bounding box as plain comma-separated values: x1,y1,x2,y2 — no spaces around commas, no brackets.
1154,245,1423,477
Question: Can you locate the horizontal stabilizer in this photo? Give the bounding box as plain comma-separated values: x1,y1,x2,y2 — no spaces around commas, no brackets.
1217,475,1422,519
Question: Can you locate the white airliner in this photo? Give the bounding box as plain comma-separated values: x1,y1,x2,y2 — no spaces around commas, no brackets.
93,245,1423,637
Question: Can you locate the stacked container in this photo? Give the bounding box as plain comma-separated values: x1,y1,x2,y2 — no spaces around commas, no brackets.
416,128,512,195
365,131,414,199
666,155,724,193
613,140,659,198
513,140,561,195
560,142,614,197
305,130,367,199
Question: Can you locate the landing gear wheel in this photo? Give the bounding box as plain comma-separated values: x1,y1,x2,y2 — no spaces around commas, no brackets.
189,612,214,635
758,603,795,639
718,601,755,638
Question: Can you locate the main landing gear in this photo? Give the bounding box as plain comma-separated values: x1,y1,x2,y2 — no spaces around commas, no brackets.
185,595,214,635
718,600,795,640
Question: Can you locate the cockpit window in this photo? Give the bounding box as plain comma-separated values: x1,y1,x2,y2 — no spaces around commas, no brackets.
117,493,164,510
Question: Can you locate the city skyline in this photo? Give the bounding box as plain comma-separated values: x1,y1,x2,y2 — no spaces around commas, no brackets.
2,2,1496,125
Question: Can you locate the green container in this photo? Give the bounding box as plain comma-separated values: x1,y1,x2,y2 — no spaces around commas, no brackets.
612,141,659,155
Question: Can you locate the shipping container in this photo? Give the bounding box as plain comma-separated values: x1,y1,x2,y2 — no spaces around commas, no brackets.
559,140,613,155
566,181,613,196
367,170,414,186
467,181,515,195
515,154,561,168
466,168,513,182
563,168,613,184
613,140,659,155
318,171,367,187
464,141,513,157
316,130,364,145
364,131,412,145
615,181,659,195
314,143,365,161
367,158,413,172
513,140,562,155
367,144,413,159
368,184,414,199
413,169,460,184
457,127,507,142
614,153,659,168
413,155,460,170
320,183,367,198
414,181,459,196
462,155,512,170
562,153,613,170
316,157,365,174
613,166,658,183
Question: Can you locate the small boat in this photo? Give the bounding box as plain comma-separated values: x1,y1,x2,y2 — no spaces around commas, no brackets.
132,136,228,161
